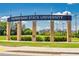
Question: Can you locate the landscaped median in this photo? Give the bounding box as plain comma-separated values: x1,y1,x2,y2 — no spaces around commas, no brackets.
11,35,67,42
0,36,79,48
0,35,79,42
0,41,79,48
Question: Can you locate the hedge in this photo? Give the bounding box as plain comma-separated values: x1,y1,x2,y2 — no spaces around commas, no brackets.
36,36,44,41
54,36,66,42
11,36,67,42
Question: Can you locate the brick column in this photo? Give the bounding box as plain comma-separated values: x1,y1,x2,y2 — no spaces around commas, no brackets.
32,20,36,42
17,21,22,41
6,21,10,40
67,20,71,42
50,20,54,42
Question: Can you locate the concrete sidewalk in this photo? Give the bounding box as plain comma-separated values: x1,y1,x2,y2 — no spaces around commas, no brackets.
1,46,79,56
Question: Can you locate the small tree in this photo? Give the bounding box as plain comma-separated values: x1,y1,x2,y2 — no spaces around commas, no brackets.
0,22,6,35
22,28,32,35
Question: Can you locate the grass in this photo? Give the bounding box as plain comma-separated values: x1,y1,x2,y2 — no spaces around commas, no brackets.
0,41,79,48
0,35,79,48
0,36,6,40
72,38,79,42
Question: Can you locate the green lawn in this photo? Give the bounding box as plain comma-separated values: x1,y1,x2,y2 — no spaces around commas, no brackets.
0,36,6,40
72,38,79,42
0,35,79,48
0,41,79,48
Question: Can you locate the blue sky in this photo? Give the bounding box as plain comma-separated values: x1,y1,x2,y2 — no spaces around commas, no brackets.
0,3,79,31
0,3,79,16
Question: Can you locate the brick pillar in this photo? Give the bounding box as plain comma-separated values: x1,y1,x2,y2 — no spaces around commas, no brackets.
50,20,54,42
6,21,10,40
32,20,36,42
17,21,22,41
67,20,71,42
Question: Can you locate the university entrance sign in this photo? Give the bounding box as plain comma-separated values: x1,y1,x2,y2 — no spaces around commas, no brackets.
6,14,72,42
7,15,71,22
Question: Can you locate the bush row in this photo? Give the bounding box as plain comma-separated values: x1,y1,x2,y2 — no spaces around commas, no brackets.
11,36,67,42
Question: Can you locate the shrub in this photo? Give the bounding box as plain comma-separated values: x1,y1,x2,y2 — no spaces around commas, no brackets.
21,36,32,41
54,36,67,42
11,36,32,41
74,34,79,38
11,36,17,40
36,36,44,41
44,36,50,41
11,36,67,42
44,36,67,42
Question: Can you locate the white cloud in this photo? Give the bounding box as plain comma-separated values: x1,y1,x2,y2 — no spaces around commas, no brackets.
22,21,27,24
63,11,71,15
67,3,73,4
53,11,72,15
53,12,62,15
0,16,10,22
67,2,76,5
37,26,41,31
44,26,50,29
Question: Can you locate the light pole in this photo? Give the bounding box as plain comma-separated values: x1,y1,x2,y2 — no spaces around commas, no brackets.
75,14,78,33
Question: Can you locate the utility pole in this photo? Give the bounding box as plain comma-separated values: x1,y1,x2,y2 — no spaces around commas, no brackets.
75,14,78,33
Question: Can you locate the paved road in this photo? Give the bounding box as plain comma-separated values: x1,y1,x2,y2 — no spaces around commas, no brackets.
0,52,79,56
1,46,79,56
0,53,19,56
